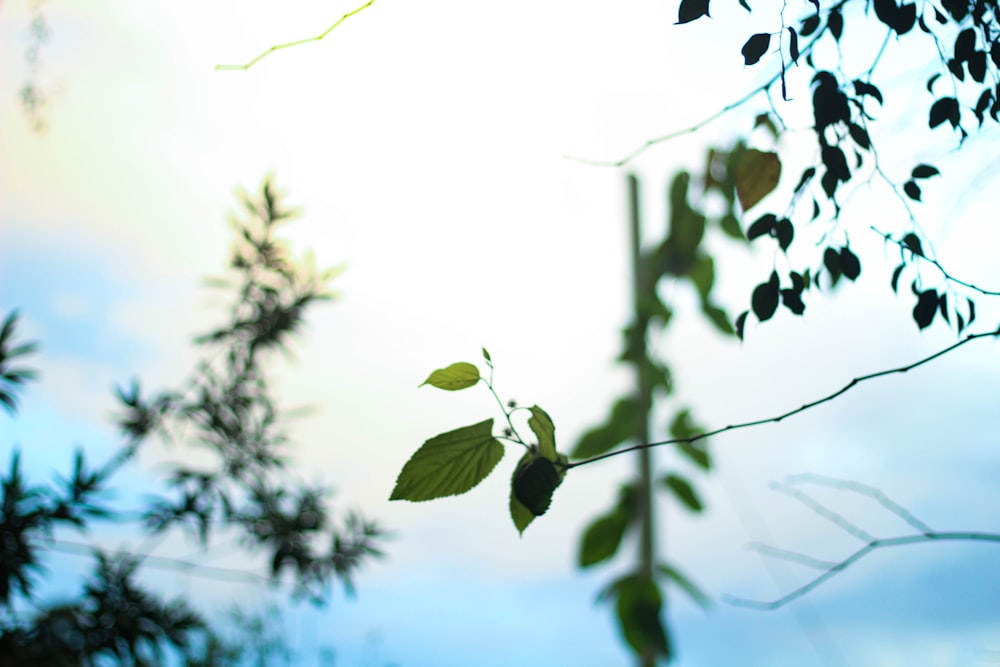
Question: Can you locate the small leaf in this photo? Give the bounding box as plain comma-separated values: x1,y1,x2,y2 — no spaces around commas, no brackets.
890,264,904,292
788,27,800,64
903,180,922,201
390,420,503,501
572,397,639,459
741,33,772,66
513,455,561,516
828,10,843,39
774,218,794,251
528,405,557,461
913,289,938,329
614,575,671,659
800,14,820,36
663,474,703,512
702,303,735,336
902,232,924,257
735,311,748,341
510,453,536,534
967,297,976,325
751,273,780,322
676,0,711,24
793,167,816,194
657,563,711,609
926,73,940,93
735,150,781,210
823,247,842,284
747,213,777,241
481,347,492,362
781,288,806,314
853,80,884,104
579,511,629,567
911,164,940,179
929,97,960,128
839,246,861,280
420,362,480,390
848,123,871,149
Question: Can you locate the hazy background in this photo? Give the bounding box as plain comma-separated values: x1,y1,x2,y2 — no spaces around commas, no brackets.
2,1,999,664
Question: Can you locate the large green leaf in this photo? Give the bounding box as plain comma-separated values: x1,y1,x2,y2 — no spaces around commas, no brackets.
528,405,556,461
735,149,781,211
390,420,503,501
419,362,480,391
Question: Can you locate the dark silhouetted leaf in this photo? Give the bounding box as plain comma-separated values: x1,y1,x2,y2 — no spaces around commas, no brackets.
903,180,922,201
913,289,938,329
812,71,850,130
853,80,884,104
828,10,843,39
902,232,924,257
735,311,748,341
781,288,806,314
992,42,1000,68
821,144,850,181
911,164,940,179
894,3,916,33
788,27,799,64
968,297,976,325
676,0,711,23
513,455,561,516
937,292,949,322
926,73,940,93
794,166,816,193
823,247,842,283
742,33,771,66
800,14,820,36
839,246,861,280
929,97,960,128
848,123,871,149
747,213,777,240
751,272,780,321
969,51,987,82
775,218,794,250
954,28,976,61
890,264,904,292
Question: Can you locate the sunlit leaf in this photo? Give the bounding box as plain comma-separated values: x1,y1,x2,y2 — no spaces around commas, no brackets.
420,362,480,391
735,150,781,211
528,405,557,461
390,420,503,501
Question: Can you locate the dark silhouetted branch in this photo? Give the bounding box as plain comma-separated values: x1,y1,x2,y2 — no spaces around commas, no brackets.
568,326,1000,468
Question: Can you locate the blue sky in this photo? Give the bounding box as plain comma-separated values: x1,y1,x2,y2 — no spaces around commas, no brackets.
2,1,1000,665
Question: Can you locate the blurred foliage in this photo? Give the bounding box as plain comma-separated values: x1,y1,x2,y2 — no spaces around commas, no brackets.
0,177,382,664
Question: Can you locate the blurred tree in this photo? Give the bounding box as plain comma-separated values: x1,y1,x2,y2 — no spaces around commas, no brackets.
0,177,383,665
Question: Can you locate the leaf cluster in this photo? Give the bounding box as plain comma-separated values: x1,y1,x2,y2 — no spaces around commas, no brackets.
0,177,382,663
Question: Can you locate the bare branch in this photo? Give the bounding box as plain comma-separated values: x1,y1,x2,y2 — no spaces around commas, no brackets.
770,481,875,544
783,473,933,534
568,326,1000,469
216,0,376,71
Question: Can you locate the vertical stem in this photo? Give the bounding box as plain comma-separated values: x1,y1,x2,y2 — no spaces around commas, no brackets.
627,173,657,667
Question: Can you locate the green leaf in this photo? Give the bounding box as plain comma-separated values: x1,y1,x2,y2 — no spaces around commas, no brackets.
420,362,480,390
513,455,561,516
657,563,711,609
390,420,503,501
528,405,557,461
481,347,492,363
572,397,639,459
614,575,671,659
662,473,704,512
510,453,535,534
689,254,715,300
735,150,781,210
579,510,629,568
701,303,735,336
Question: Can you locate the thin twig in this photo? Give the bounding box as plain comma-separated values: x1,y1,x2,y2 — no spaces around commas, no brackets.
568,326,1000,468
770,481,875,543
216,0,376,71
745,542,839,570
725,532,1000,610
872,225,1000,296
784,473,933,534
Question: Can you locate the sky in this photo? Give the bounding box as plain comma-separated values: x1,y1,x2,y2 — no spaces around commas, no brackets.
2,1,1000,665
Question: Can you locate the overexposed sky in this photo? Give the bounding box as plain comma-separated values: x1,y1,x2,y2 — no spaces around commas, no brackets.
2,1,1000,665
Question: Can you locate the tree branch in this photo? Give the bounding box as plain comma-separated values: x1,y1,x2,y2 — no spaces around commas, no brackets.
723,475,1000,610
216,0,376,71
872,225,1000,297
567,325,1000,468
